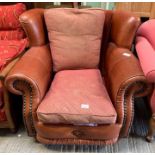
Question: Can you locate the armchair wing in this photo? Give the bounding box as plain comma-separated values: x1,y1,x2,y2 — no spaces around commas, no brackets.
19,8,47,46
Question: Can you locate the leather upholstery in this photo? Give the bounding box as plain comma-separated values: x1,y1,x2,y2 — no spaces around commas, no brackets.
36,123,121,145
111,10,140,49
5,8,150,145
19,9,47,46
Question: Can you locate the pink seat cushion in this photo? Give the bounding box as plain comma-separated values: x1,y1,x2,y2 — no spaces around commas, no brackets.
37,69,117,125
44,8,105,72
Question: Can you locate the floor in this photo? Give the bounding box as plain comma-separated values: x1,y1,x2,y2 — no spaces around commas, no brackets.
0,98,155,153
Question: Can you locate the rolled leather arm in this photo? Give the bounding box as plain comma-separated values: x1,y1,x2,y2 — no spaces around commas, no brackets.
104,43,150,126
5,45,52,136
105,43,149,101
5,45,52,104
19,8,47,46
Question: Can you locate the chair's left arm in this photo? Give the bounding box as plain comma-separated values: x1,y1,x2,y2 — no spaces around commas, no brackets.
5,45,52,136
104,43,151,137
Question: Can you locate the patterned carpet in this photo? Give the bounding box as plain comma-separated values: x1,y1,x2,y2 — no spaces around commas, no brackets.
0,98,155,153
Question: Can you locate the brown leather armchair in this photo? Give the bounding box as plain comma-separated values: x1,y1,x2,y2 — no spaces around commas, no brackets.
5,8,150,145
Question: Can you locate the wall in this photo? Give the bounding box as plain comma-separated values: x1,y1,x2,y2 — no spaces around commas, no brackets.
82,2,115,10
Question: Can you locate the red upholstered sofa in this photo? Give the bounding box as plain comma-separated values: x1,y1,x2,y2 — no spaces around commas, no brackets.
5,8,149,145
136,19,155,142
0,3,28,132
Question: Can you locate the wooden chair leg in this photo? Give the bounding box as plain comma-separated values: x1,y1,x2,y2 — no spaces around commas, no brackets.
34,137,39,143
10,127,17,133
3,88,16,132
146,115,155,142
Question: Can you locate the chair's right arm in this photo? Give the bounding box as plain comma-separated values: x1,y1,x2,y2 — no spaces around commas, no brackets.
104,43,152,137
5,9,52,136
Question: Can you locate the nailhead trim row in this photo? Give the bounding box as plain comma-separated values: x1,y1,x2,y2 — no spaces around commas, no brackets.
12,78,148,140
13,80,36,135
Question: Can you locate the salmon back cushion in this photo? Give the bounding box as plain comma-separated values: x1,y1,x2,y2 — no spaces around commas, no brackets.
44,8,105,72
0,3,26,30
